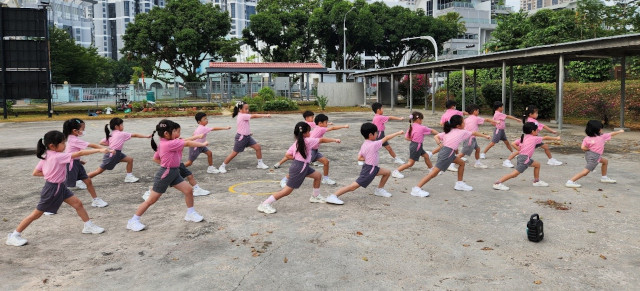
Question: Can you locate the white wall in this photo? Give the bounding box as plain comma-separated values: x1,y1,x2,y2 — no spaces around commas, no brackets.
317,83,363,107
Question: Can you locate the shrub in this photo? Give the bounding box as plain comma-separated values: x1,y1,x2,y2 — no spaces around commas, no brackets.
316,95,328,110
263,97,298,111
242,96,264,111
257,87,276,102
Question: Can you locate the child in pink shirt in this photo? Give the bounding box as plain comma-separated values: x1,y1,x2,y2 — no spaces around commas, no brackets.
6,130,112,247
257,122,340,214
88,117,151,183
273,111,322,169
481,101,522,159
218,101,271,173
504,105,562,168
371,102,405,165
492,122,561,191
565,120,625,188
391,111,439,179
456,104,497,169
325,123,404,205
439,100,467,126
184,112,231,173
63,118,110,208
126,120,209,232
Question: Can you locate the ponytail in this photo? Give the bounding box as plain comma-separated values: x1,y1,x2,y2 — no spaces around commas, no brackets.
36,130,66,160
522,122,537,143
444,115,463,134
294,122,311,160
151,120,181,152
106,117,124,141
104,124,111,141
36,138,46,160
407,111,423,137
150,130,157,151
232,101,246,118
523,105,537,124
63,118,83,137
520,134,525,144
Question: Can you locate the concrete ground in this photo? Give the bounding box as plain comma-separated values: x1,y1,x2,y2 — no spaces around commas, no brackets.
1,108,639,290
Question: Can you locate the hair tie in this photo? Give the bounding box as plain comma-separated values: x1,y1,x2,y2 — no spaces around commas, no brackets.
236,101,244,108
159,123,166,127
75,119,81,123
299,126,303,131
409,114,413,119
445,121,450,125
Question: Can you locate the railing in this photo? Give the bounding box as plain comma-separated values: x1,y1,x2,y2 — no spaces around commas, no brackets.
439,1,474,9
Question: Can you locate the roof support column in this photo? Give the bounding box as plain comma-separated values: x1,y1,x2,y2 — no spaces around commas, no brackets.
461,66,466,112
509,66,514,116
409,71,413,111
306,73,310,101
431,69,435,114
473,68,477,105
617,56,629,131
390,74,395,110
247,73,251,98
446,71,450,101
558,55,564,132
376,75,380,103
363,76,367,106
501,61,506,105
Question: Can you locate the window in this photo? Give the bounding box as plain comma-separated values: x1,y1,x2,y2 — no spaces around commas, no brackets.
231,3,236,18
552,0,558,4
536,0,542,8
246,6,255,20
124,1,130,16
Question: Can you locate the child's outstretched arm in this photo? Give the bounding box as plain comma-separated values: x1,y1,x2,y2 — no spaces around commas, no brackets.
319,138,341,144
541,136,561,142
388,116,405,121
212,126,232,131
610,129,625,137
185,140,208,148
327,124,349,132
511,141,520,151
506,115,522,122
183,134,205,142
381,130,404,143
430,128,441,136
87,143,106,150
132,133,153,138
71,148,113,159
541,124,558,135
472,131,490,140
484,118,498,125
32,168,43,176
250,114,271,118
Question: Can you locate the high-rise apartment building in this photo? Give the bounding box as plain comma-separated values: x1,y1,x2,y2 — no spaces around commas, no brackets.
520,0,576,12
18,0,95,48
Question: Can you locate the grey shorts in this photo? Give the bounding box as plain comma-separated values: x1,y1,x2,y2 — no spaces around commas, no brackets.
310,149,324,162
66,160,88,188
152,167,185,194
179,163,192,178
491,129,508,143
461,137,478,156
515,155,534,173
585,151,601,171
99,150,126,170
356,164,380,188
377,131,389,147
37,182,74,214
188,146,209,162
286,160,315,189
233,133,257,153
535,142,544,148
435,147,457,170
409,141,426,161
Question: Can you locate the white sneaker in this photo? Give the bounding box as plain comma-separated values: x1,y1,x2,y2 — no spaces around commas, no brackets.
273,163,281,169
547,158,563,166
600,177,617,183
207,166,220,174
427,151,433,159
447,164,458,172
142,187,151,201
82,221,105,234
454,181,473,191
357,161,364,166
313,161,322,167
76,180,87,190
474,162,488,169
393,157,405,164
502,160,514,168
461,157,468,162
91,198,108,208
127,219,145,231
532,180,549,187
218,165,227,173
492,183,509,191
326,194,344,205
193,187,210,196
124,175,140,183
280,177,288,188
565,180,581,188
410,186,430,197
374,188,392,197
480,153,486,159
6,233,27,246
309,195,327,203
184,211,204,222
391,170,405,179
257,161,269,169
257,203,277,214
44,212,55,215
322,177,336,185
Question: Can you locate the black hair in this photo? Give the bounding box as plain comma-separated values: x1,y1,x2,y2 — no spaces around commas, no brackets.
105,117,124,141
314,113,328,125
232,101,247,118
585,120,603,137
492,101,504,111
445,100,457,109
523,105,538,124
371,102,383,113
520,122,538,143
151,119,181,151
63,118,84,137
408,111,424,137
36,130,66,160
195,112,207,123
466,104,479,115
360,122,378,139
443,115,463,134
294,121,311,159
303,110,315,119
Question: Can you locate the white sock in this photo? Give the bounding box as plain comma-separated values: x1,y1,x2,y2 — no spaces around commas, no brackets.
602,176,608,179
258,159,263,163
313,188,320,197
12,230,20,236
220,163,226,167
126,173,133,177
84,220,93,226
193,184,200,189
132,215,140,221
282,177,288,181
264,195,276,204
323,176,329,179
187,207,195,214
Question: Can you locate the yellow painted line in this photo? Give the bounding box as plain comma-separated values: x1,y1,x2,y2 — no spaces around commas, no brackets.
228,180,280,196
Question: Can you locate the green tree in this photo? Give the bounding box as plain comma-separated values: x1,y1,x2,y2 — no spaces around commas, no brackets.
122,0,240,82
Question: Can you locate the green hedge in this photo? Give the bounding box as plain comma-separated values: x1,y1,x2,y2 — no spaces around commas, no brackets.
482,81,555,119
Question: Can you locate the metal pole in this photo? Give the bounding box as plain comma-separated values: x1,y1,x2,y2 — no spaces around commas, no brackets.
501,61,506,105
446,71,450,101
376,75,380,102
509,66,514,116
343,7,355,83
1,6,7,119
44,8,52,118
390,74,394,110
620,56,627,129
461,66,466,112
558,55,564,132
409,71,413,110
363,76,367,106
306,73,310,101
431,69,435,114
473,68,477,104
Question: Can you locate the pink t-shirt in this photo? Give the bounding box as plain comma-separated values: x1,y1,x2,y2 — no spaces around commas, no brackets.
493,111,507,130
100,130,132,150
36,150,73,183
441,109,463,124
65,135,89,160
156,138,186,168
372,115,390,132
289,137,320,163
358,140,383,166
406,123,432,143
439,129,472,149
582,133,612,155
193,125,213,143
514,135,544,158
306,121,317,129
236,113,251,136
526,117,544,131
310,127,328,149
464,115,485,132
